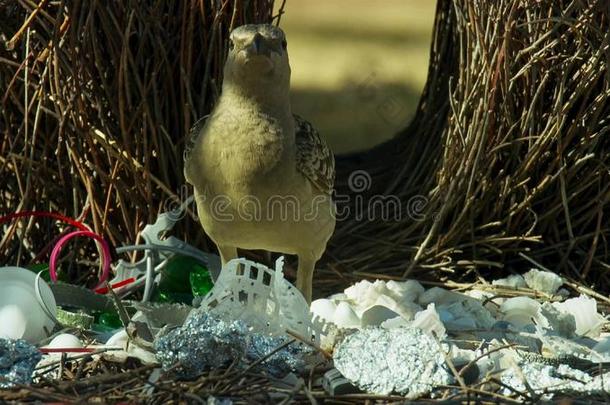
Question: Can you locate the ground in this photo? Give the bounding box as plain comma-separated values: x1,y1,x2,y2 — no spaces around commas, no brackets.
278,0,436,153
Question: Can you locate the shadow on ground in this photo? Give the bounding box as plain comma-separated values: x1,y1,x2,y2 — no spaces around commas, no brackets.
291,81,422,154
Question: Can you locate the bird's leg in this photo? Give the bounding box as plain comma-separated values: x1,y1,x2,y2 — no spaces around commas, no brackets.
218,245,238,268
296,254,316,304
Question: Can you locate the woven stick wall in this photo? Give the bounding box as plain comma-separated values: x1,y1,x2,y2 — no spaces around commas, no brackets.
332,0,609,288
1,1,609,291
1,0,276,265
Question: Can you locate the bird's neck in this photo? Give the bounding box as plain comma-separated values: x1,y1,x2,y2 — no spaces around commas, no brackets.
221,82,292,119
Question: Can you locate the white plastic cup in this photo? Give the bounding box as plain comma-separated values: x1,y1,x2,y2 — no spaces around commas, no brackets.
0,266,57,343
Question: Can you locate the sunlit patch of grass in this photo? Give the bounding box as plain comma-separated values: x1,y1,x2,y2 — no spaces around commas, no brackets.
278,0,436,152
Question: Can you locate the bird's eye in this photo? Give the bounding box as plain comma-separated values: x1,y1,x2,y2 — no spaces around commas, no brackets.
281,40,287,50
229,40,235,51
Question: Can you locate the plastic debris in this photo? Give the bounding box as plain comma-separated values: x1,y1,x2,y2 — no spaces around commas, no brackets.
500,296,543,329
0,267,57,343
419,287,471,306
310,299,337,322
360,305,400,327
492,274,527,289
333,327,452,398
45,333,83,349
56,308,94,329
333,302,361,329
0,338,42,388
537,302,576,338
438,299,496,330
592,336,610,360
411,303,446,337
111,204,221,301
198,257,329,346
553,295,606,338
50,282,115,312
154,311,312,378
155,255,213,304
103,329,158,365
312,271,610,400
523,269,564,295
323,368,360,395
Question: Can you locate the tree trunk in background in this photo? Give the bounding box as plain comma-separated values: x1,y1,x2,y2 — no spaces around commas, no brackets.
332,0,609,289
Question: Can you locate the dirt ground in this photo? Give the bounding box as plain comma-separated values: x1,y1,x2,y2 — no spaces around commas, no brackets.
277,0,436,153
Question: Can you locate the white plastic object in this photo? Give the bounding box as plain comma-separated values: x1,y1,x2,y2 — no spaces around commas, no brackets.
500,296,541,328
492,274,527,289
523,269,564,294
111,198,221,300
373,294,421,321
106,329,129,346
344,280,390,310
361,305,400,327
103,329,157,364
553,295,606,337
311,299,337,322
593,336,610,359
385,280,425,303
333,302,361,328
0,266,57,343
199,257,331,345
46,333,83,349
411,303,446,337
418,287,469,306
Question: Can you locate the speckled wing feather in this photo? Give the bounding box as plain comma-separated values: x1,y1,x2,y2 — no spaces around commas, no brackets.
294,115,335,195
183,115,208,181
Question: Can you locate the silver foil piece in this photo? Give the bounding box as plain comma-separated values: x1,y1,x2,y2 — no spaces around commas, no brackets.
0,338,42,388
154,310,311,378
333,327,453,397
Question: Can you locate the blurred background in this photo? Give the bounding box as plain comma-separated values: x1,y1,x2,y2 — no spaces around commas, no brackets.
277,0,436,153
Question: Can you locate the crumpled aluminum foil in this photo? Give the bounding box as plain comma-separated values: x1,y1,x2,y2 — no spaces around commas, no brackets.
154,310,312,378
0,338,42,388
333,327,453,397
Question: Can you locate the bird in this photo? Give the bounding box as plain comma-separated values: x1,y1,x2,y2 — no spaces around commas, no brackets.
184,24,335,303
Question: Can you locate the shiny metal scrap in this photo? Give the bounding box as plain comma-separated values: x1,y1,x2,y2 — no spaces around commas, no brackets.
333,327,453,397
0,338,42,388
154,310,311,378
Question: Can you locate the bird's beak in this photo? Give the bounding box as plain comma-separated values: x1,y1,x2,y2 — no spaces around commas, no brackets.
247,33,271,57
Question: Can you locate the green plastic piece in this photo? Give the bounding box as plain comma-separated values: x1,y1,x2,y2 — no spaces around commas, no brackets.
154,255,213,304
97,312,123,329
96,311,122,329
189,264,214,297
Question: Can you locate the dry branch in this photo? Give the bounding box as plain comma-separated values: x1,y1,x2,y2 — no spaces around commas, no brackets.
333,0,609,291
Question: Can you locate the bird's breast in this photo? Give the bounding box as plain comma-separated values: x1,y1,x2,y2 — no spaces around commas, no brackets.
202,110,294,192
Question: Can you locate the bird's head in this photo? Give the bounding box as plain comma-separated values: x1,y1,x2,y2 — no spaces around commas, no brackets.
223,24,291,100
